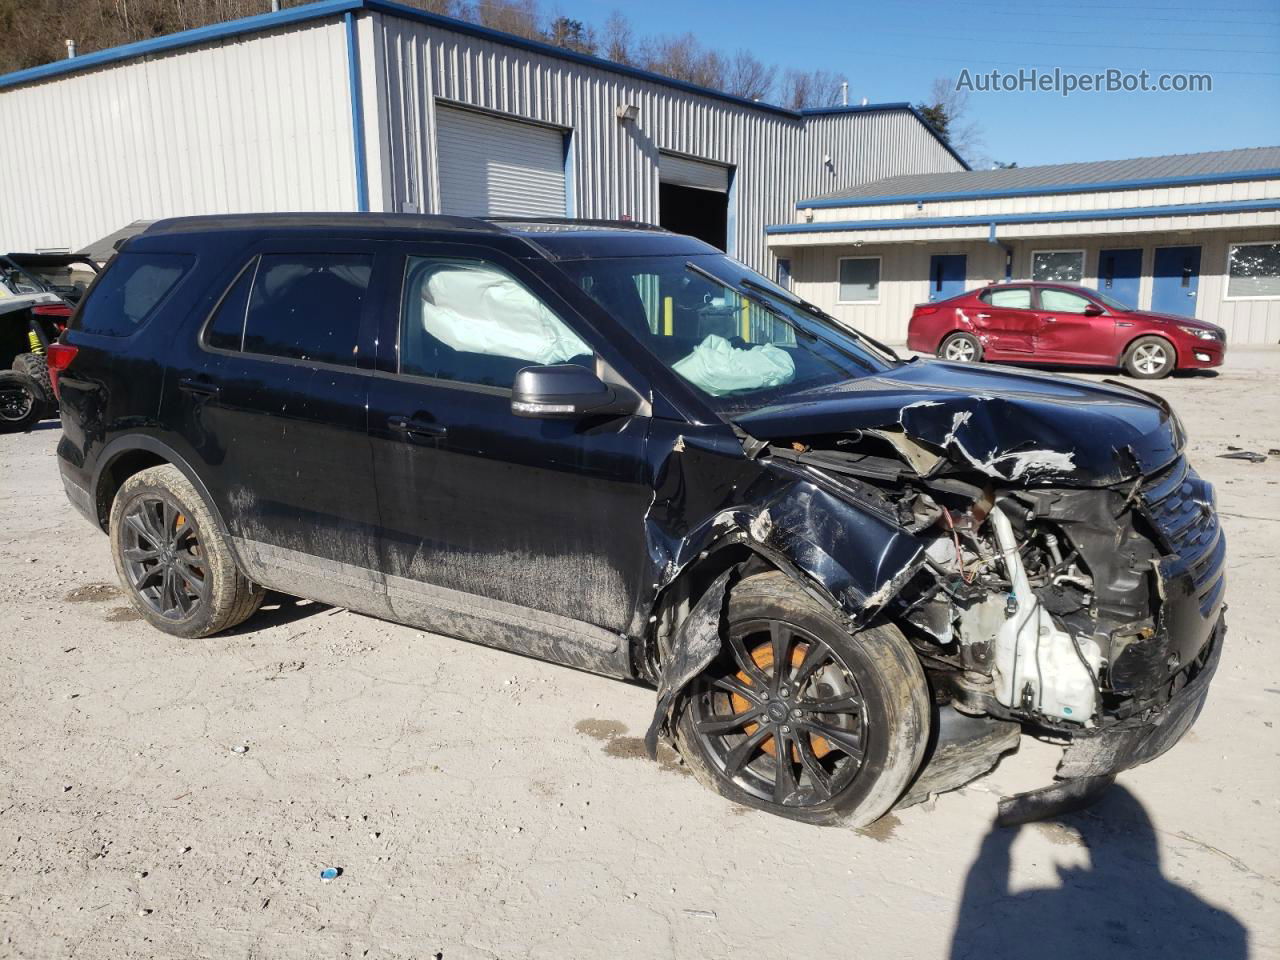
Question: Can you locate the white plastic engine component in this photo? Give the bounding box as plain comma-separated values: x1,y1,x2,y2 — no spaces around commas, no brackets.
987,504,1103,724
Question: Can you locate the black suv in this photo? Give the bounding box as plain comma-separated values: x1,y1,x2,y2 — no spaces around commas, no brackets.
54,214,1225,827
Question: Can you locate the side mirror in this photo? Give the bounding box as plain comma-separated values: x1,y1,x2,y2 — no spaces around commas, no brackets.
1083,302,1105,316
511,364,639,420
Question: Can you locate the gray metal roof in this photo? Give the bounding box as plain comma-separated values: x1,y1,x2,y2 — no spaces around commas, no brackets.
802,146,1280,205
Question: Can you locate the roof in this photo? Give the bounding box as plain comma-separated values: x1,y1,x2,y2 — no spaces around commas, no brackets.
799,146,1280,208
0,0,965,168
131,213,716,260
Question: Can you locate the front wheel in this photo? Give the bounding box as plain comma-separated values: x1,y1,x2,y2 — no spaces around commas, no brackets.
1122,335,1176,379
109,465,264,638
674,572,930,827
939,332,983,363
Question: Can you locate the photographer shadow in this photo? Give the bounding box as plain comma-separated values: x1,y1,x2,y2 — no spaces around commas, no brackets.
950,785,1247,960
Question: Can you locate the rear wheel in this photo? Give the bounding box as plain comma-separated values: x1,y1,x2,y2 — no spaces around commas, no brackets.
1122,335,1175,379
0,370,42,433
674,572,930,826
939,332,982,363
109,465,264,638
11,353,56,417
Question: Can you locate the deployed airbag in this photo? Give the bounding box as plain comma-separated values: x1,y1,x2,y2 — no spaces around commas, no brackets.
420,262,591,364
672,334,795,396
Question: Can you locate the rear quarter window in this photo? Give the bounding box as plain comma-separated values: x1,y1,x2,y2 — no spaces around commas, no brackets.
74,252,194,337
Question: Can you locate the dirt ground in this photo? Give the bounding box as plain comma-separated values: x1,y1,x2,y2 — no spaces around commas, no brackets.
1,350,1278,960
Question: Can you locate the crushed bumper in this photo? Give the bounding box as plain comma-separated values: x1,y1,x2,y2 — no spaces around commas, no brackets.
1057,615,1223,779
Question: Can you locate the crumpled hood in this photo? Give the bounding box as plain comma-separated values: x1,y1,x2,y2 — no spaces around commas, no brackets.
734,359,1183,486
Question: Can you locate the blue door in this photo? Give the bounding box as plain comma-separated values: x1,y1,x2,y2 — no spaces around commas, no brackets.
928,254,966,301
1152,246,1201,316
1096,248,1142,309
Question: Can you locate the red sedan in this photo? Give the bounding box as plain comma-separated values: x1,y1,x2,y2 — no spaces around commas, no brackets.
906,282,1225,379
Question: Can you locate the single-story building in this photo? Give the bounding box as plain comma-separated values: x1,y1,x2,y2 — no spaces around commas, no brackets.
0,0,964,277
768,147,1280,345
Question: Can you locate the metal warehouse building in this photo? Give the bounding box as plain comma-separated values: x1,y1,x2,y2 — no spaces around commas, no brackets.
769,147,1280,344
0,0,964,282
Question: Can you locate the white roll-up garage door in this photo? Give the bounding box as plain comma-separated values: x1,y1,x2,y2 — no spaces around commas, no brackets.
435,105,566,218
659,153,730,192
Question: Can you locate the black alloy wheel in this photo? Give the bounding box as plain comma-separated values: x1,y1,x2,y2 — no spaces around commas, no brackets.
690,618,868,808
119,494,211,620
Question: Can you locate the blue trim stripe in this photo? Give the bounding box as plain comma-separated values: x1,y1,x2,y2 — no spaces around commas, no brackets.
0,0,361,91
766,199,1280,235
0,0,966,170
797,167,1280,210
344,11,370,213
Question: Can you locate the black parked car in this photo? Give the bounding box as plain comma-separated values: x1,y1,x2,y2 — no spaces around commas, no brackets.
53,215,1225,827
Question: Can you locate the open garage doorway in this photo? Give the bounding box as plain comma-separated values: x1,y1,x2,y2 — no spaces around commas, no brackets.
658,153,731,251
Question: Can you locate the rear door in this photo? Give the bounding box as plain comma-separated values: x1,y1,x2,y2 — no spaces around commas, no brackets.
974,285,1037,354
365,240,654,677
1034,286,1117,362
163,238,389,615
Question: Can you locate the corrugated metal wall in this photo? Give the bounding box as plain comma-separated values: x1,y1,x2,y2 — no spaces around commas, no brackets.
0,22,357,253
365,11,961,272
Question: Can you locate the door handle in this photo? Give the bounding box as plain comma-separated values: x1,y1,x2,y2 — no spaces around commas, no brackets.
387,415,447,440
976,312,991,319
1039,316,1057,322
178,377,220,399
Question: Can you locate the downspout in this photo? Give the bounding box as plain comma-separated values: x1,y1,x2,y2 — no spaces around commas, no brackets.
988,222,1013,281
344,10,370,213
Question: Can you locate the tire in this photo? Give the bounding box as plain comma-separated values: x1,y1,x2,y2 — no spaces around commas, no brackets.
12,353,53,407
0,370,42,433
109,464,264,638
1122,335,1176,379
674,571,931,827
938,332,983,363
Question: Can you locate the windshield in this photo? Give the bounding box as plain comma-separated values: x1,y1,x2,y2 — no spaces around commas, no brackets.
556,254,895,412
1091,289,1134,311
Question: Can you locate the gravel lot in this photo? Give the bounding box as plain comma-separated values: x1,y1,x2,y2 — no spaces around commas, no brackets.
2,351,1278,959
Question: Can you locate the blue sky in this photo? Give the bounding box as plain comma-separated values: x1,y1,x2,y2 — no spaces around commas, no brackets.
565,0,1280,169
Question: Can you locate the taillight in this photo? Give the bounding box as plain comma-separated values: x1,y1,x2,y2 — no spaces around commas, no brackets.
45,343,78,400
913,305,939,317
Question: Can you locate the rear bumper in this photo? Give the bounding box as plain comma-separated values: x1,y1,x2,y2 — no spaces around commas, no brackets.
58,457,98,528
1057,613,1223,779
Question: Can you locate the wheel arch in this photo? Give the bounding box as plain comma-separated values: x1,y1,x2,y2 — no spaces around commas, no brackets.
92,436,234,544
1119,331,1178,367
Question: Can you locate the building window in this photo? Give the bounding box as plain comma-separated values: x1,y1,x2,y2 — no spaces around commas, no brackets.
1226,242,1280,299
838,256,880,303
1031,250,1084,283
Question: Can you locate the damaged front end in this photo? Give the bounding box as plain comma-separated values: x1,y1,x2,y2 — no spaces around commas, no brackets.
726,366,1226,814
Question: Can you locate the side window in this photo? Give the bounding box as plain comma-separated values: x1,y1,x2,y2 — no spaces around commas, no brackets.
74,252,193,337
400,257,592,388
241,254,372,366
204,259,256,351
981,287,1032,309
1039,288,1096,314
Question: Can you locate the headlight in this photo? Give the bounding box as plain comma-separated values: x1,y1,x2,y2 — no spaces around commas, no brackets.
1178,325,1217,340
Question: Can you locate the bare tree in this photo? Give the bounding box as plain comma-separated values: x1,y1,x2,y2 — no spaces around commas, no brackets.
723,50,775,101
916,76,983,161
471,0,541,41
600,10,633,65
637,33,725,89
778,68,846,110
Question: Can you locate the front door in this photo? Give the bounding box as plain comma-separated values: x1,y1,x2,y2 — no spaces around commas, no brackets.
973,285,1037,354
366,242,654,678
1034,286,1116,362
1152,246,1201,316
165,239,387,615
1097,248,1142,309
929,254,967,301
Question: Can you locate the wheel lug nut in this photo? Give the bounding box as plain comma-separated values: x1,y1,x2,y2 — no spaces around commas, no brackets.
790,708,802,719
760,691,769,701
779,687,790,697
781,725,791,734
